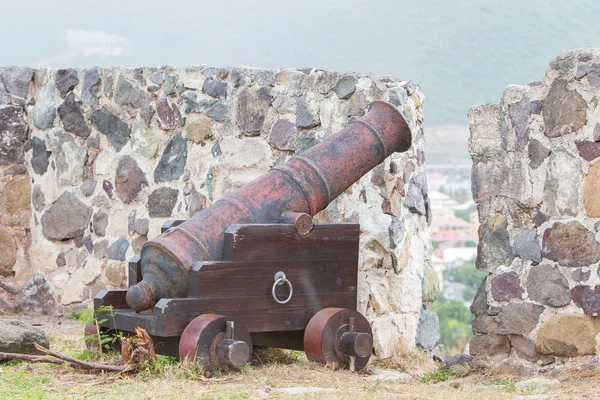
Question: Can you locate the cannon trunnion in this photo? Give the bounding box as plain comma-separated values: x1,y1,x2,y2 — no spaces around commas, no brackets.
94,219,373,370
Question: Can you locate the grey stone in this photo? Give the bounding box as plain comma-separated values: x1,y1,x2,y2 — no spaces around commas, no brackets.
32,185,45,212
513,229,542,263
527,263,571,307
87,134,100,150
415,304,440,350
345,92,367,117
83,235,93,253
576,63,600,87
444,354,474,367
255,70,276,87
147,187,179,218
492,302,545,336
543,149,582,218
491,272,524,301
41,192,93,240
114,74,148,107
404,172,428,215
103,180,114,199
528,139,551,169
80,178,96,197
92,211,108,237
55,69,79,98
18,273,57,313
206,102,228,122
0,106,27,164
94,240,108,258
470,334,510,357
571,285,600,316
367,370,413,382
202,79,227,99
476,218,515,272
421,261,441,303
509,97,542,151
572,268,591,282
163,74,177,96
296,96,319,128
48,131,86,186
56,252,66,267
237,88,269,134
543,79,587,138
81,68,100,105
334,75,357,99
184,187,207,217
315,71,339,94
149,71,164,85
140,102,155,125
509,335,542,363
115,156,147,203
154,132,187,182
57,93,90,138
269,119,296,151
133,218,149,236
91,107,130,152
1,66,33,99
403,81,417,95
0,320,49,354
211,140,221,157
33,83,56,130
108,238,129,261
472,315,489,334
230,68,252,87
389,88,408,106
542,221,600,268
471,157,531,204
470,277,488,316
31,137,50,175
156,98,181,130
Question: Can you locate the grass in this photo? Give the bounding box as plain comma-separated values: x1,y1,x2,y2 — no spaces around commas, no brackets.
3,321,600,399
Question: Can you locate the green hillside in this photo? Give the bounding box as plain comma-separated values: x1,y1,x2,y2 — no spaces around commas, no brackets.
389,0,600,125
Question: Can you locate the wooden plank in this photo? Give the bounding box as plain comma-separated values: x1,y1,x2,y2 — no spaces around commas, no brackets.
127,255,142,288
223,223,359,262
94,290,128,309
189,259,358,299
153,292,356,335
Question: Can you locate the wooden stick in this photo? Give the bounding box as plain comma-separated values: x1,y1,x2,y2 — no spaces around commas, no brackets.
0,352,68,366
34,344,126,372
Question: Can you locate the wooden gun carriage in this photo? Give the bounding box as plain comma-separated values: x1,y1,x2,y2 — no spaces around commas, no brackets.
89,101,412,371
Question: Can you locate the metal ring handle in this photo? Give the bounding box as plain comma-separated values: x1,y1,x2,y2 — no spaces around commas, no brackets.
272,271,293,304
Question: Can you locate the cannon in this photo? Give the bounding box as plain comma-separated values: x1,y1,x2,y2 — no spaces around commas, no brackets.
91,100,412,371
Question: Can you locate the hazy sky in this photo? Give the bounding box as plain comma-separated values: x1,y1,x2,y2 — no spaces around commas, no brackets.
2,0,600,125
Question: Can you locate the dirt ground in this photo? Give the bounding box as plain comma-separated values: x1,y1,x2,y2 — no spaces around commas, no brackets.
2,315,600,399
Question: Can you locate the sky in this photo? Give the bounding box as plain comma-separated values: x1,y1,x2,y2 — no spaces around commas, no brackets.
2,0,600,125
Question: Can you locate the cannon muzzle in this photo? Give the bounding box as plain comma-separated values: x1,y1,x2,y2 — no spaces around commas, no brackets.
127,100,412,312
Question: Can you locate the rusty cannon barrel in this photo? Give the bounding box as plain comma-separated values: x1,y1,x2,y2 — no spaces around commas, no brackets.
127,100,413,312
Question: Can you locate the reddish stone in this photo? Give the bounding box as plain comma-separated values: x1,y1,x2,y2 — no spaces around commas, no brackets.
571,285,600,316
576,141,600,161
542,221,600,267
491,272,524,301
543,79,587,138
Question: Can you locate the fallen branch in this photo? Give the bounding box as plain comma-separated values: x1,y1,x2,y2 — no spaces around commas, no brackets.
0,352,69,366
34,343,126,372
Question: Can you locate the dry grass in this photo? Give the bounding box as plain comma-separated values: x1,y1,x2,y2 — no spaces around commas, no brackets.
2,319,600,399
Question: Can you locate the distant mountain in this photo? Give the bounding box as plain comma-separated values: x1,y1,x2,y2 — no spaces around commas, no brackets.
425,125,471,162
393,0,600,125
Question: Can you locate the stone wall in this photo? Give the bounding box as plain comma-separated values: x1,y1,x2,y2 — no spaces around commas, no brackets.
469,48,600,363
0,64,432,358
